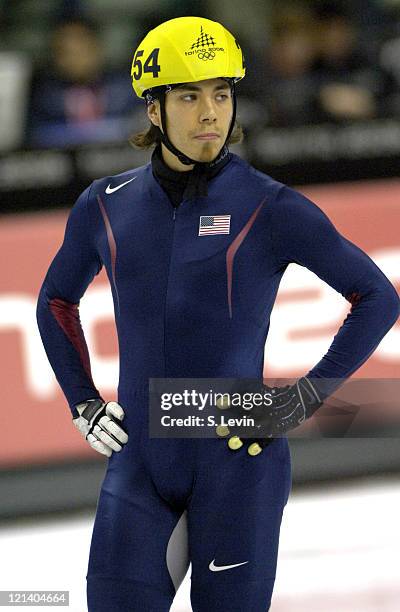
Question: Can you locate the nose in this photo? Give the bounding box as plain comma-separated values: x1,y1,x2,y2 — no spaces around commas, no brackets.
199,96,217,123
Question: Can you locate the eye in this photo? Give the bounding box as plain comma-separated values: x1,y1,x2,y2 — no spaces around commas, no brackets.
181,94,197,101
216,93,230,101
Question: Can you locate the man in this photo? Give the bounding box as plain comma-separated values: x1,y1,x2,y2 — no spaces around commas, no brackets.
28,17,135,147
36,16,399,612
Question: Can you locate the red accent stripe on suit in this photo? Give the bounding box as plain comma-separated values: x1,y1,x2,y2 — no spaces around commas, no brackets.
97,195,120,313
226,198,266,319
49,297,94,383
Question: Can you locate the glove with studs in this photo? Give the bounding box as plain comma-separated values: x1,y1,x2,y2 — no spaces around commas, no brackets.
73,398,129,457
216,376,323,456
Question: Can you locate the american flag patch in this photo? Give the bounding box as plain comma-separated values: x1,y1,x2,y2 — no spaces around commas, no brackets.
198,215,231,236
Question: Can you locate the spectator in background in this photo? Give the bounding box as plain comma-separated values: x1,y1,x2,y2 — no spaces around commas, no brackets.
27,17,137,147
260,6,319,127
0,6,31,151
379,14,400,117
311,1,392,122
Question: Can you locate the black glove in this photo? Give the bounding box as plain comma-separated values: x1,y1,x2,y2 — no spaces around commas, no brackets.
216,377,323,456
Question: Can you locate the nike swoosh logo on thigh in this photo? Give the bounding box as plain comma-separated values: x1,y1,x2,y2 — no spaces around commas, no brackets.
209,559,248,572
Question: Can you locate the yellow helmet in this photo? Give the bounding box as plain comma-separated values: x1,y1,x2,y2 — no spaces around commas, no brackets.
131,16,245,98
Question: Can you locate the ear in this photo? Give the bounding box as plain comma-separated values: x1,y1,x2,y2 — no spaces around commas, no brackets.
147,101,160,127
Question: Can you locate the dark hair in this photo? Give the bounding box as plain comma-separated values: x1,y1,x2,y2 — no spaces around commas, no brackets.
53,17,99,37
314,1,348,21
130,122,244,149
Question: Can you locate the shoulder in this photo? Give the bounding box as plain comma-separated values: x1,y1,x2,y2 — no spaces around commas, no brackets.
267,183,338,247
222,154,327,220
269,184,331,226
221,154,288,205
228,154,283,190
89,162,152,198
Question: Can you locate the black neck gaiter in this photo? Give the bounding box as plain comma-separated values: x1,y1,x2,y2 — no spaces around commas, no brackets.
151,143,232,208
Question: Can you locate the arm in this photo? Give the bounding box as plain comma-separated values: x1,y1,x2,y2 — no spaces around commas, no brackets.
221,186,399,454
270,185,400,398
36,185,103,417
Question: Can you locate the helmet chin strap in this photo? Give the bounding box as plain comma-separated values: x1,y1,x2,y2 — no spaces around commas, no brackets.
153,81,237,167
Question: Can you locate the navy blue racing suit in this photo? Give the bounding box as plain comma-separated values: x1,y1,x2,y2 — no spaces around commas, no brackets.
37,151,400,611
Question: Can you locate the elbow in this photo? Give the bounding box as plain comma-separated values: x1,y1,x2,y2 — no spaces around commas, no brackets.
36,280,51,328
380,282,400,329
36,286,46,330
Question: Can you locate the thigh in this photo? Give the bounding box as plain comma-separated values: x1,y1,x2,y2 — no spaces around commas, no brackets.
188,438,291,612
86,453,190,611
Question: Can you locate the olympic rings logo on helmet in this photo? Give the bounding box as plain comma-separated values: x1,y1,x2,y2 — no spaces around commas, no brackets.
197,50,216,61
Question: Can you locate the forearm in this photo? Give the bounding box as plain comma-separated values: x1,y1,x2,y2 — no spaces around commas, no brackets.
306,274,399,398
37,279,102,416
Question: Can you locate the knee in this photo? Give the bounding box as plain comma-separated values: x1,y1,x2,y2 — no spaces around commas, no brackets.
190,577,275,612
87,575,174,612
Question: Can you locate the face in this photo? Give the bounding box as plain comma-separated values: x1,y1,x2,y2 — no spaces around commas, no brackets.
320,18,356,60
52,24,101,82
147,78,233,170
270,32,315,77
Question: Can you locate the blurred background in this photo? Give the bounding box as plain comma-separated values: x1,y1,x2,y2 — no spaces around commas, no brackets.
0,0,399,610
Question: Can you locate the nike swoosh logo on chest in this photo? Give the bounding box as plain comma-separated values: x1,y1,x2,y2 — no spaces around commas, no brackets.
105,177,136,194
